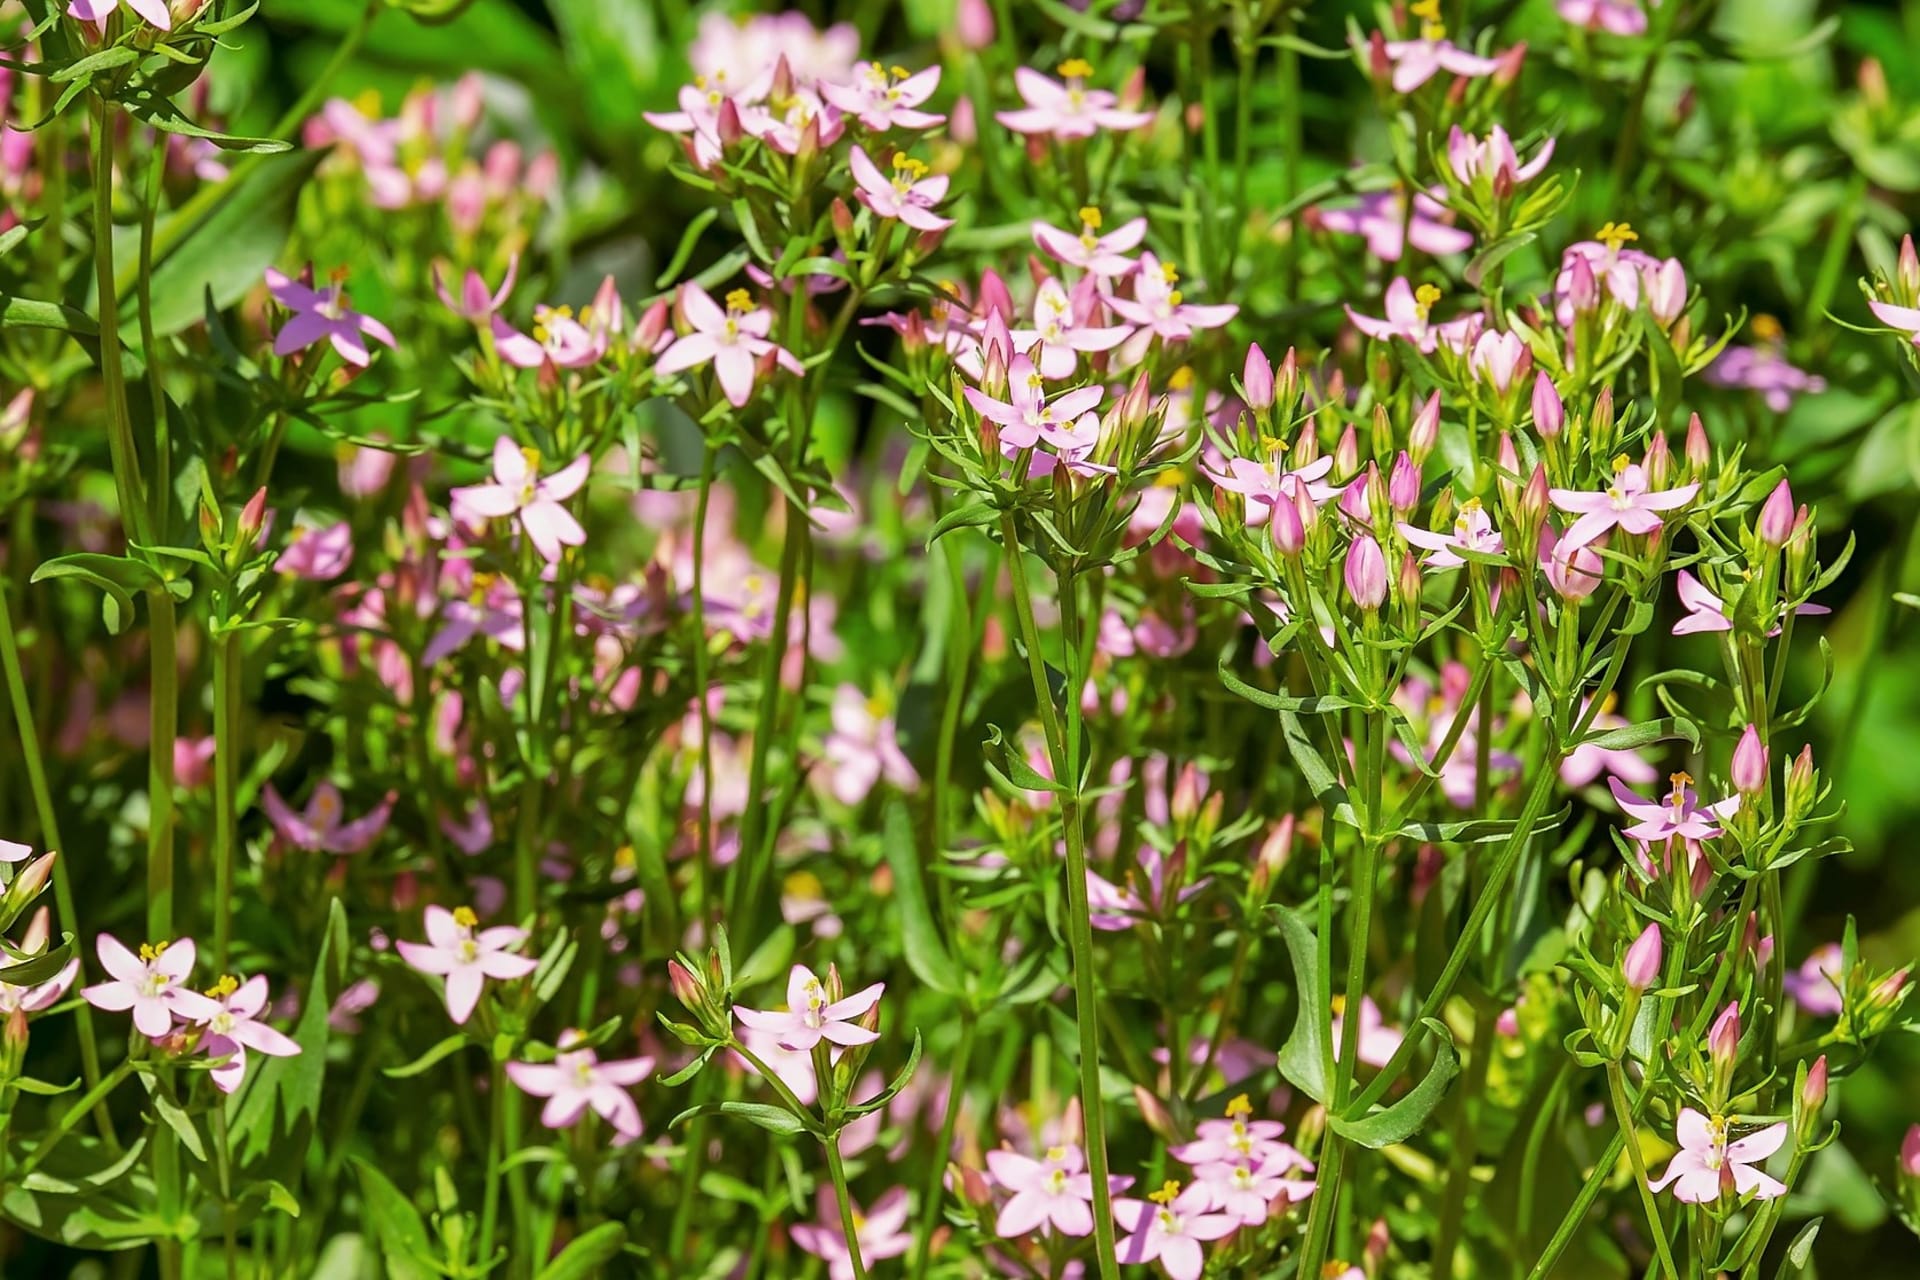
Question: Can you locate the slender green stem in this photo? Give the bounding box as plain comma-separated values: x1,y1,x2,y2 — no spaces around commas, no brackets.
1525,1130,1629,1280
88,96,149,547
931,529,973,861
147,590,178,941
479,1059,506,1268
1607,1061,1681,1280
138,137,169,538
9,1058,136,1186
0,586,112,1140
726,509,803,930
911,1013,976,1280
212,632,239,970
823,1137,870,1280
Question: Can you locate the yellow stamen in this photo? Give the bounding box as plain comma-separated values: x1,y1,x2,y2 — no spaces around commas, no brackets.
1225,1093,1253,1119
724,288,754,313
453,906,480,929
1750,313,1782,343
520,446,542,473
1414,282,1443,319
1078,205,1103,230
614,844,636,870
1611,453,1631,473
1596,220,1638,252
1168,366,1194,391
206,974,240,999
1057,58,1093,79
1147,1179,1182,1205
1045,1145,1068,1163
1160,260,1180,284
139,941,170,963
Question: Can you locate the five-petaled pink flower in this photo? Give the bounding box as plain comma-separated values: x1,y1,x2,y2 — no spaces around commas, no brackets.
963,352,1105,452
1649,1108,1788,1203
396,905,538,1025
507,1030,655,1138
1192,1152,1316,1225
1447,125,1555,188
1032,208,1148,278
1672,568,1827,636
1549,460,1698,550
1171,1096,1312,1171
1108,255,1238,359
1609,772,1738,843
1783,943,1845,1016
1115,1182,1239,1280
848,146,953,232
1378,34,1502,92
70,0,171,31
1012,277,1132,379
266,268,397,369
821,63,944,131
986,1144,1108,1239
278,521,355,581
821,685,919,805
734,963,883,1053
199,974,302,1093
491,307,609,371
1318,188,1473,262
433,256,518,324
261,781,396,854
655,283,804,407
1399,499,1504,569
82,935,221,1038
1348,278,1477,353
996,62,1154,139
451,437,592,564
790,1187,912,1280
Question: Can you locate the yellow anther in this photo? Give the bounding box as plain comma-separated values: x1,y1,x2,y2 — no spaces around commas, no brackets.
724,288,754,313
892,154,930,180
1750,313,1782,343
1409,0,1442,20
890,65,910,80
453,906,480,929
521,446,542,473
1460,496,1483,513
1045,1145,1068,1163
1147,1179,1182,1205
1078,205,1103,230
1057,58,1094,79
1168,290,1185,306
1611,452,1632,472
1670,771,1693,790
614,844,636,869
207,974,240,1000
784,869,824,899
1161,260,1180,284
1596,221,1638,252
1414,282,1443,317
1225,1093,1253,1118
1324,1263,1356,1280
139,941,170,963
1168,366,1194,391
1329,994,1348,1016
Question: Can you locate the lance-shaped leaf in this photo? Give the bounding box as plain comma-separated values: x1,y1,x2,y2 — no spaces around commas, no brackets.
1330,1018,1460,1148
1268,905,1330,1104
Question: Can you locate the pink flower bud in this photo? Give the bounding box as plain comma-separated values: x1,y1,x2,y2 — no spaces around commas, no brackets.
238,487,270,546
1731,724,1768,795
1242,342,1275,411
1645,258,1687,326
1709,1001,1740,1073
1623,922,1662,991
1523,463,1550,530
956,0,995,48
1389,451,1421,516
1531,372,1563,438
1901,235,1920,302
668,959,705,1010
1800,1054,1827,1118
1270,493,1306,557
1567,254,1599,313
1644,431,1673,490
1758,478,1795,548
1902,1124,1920,1178
716,99,744,148
1410,390,1442,462
1345,535,1389,611
1685,412,1711,476
1334,424,1360,482
1397,550,1421,602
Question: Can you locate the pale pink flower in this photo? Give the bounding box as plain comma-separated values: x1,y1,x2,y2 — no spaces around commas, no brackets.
81,936,221,1038
655,283,804,408
507,1031,655,1138
821,686,919,805
1783,943,1844,1016
963,352,1105,451
1331,996,1403,1067
1469,329,1531,392
986,1145,1105,1238
1011,277,1132,379
490,306,608,371
1108,254,1238,358
432,257,518,324
278,520,354,580
1114,1183,1238,1280
733,964,882,1053
848,146,953,232
820,63,943,131
996,64,1154,139
1671,569,1827,636
0,837,29,864
1398,499,1503,569
1649,1108,1788,1203
1318,188,1473,261
1540,526,1603,599
1869,297,1920,348
1203,450,1340,521
1560,699,1659,788
425,577,526,665
1032,210,1149,278
1558,0,1648,34
1608,773,1738,843
1192,1153,1316,1225
451,437,591,564
199,975,302,1094
0,954,79,1018
1706,346,1826,412
395,905,538,1025
266,268,396,369
1378,37,1502,92
70,0,171,31
791,1187,912,1280
1346,278,1477,353
261,782,396,855
1549,462,1697,550
1446,125,1555,187
1171,1101,1311,1171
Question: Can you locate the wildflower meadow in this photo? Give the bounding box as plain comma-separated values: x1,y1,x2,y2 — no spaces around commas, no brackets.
2,0,1920,1276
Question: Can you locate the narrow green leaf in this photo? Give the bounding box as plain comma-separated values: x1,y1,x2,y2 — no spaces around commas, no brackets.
1268,905,1330,1104
1331,1018,1461,1148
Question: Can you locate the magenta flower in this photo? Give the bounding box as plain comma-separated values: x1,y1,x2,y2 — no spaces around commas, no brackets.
70,0,171,31
1672,569,1828,636
1609,773,1738,843
1347,278,1477,353
451,437,591,564
81,936,221,1038
821,685,919,805
655,284,804,408
734,963,883,1053
1192,1153,1316,1225
986,1145,1104,1238
1558,0,1648,33
490,308,608,371
1032,208,1148,278
820,63,943,131
790,1187,912,1280
1548,461,1698,550
395,905,538,1025
425,576,526,665
1447,125,1555,187
1649,1109,1788,1203
507,1031,655,1138
1784,943,1844,1016
1108,255,1238,357
1331,996,1404,1067
1171,1097,1311,1170
963,352,1105,451
1114,1182,1239,1280
1318,188,1473,261
1704,345,1827,412
848,146,953,232
433,256,518,324
1378,36,1502,93
199,975,302,1094
278,520,354,581
266,268,397,369
996,62,1154,139
1086,848,1207,930
1204,449,1339,522
1399,499,1503,569
261,782,396,855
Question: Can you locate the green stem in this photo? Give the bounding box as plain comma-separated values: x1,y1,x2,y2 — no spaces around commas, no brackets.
931,529,973,862
138,135,169,537
726,508,803,931
9,1058,135,1186
1607,1061,1681,1280
823,1137,870,1280
910,1013,976,1280
88,95,149,547
690,442,717,920
212,632,239,970
479,1059,506,1268
147,590,178,941
0,586,112,1141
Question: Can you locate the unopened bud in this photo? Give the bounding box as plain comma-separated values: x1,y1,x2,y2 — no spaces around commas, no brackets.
1785,744,1816,818
1731,725,1768,796
1388,451,1421,516
1622,922,1662,991
1242,342,1275,412
1568,254,1599,314
1901,1123,1920,1178
1333,424,1360,483
1643,432,1672,491
1709,1001,1740,1080
1796,1055,1827,1140
1345,536,1388,612
1133,1084,1178,1140
668,958,704,1010
1409,390,1441,463
1900,235,1920,302
1685,413,1711,477
1758,479,1794,549
1270,495,1306,557
1531,372,1562,438
716,98,744,148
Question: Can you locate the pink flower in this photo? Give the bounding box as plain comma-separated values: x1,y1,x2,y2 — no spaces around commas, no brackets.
1345,536,1389,610
395,905,538,1025
266,268,397,369
1470,329,1531,392
654,284,804,408
1032,208,1148,278
1011,278,1133,379
1331,996,1404,1067
820,63,944,131
70,0,171,31
425,576,526,665
1398,499,1503,569
199,975,302,1093
790,1187,912,1280
1171,1098,1312,1171
734,963,883,1053
1203,450,1340,522
1115,1183,1239,1280
0,951,78,1018
1869,297,1920,347
261,782,396,854
821,686,919,805
507,1031,655,1138
1608,773,1738,843
1671,569,1828,636
1108,254,1238,357
1191,1153,1316,1225
81,936,221,1038
1783,943,1844,1016
1560,699,1659,788
1378,36,1502,92
996,63,1154,139
1446,125,1555,187
1548,462,1698,550
1318,189,1473,261
278,520,354,580
1706,346,1826,413
433,257,518,324
1347,278,1477,353
848,146,953,232
1649,1108,1788,1203
963,352,1105,451
986,1144,1105,1238
451,437,591,564
1558,0,1648,34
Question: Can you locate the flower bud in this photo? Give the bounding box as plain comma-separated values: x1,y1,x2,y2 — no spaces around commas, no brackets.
9,851,55,906
1758,479,1795,549
1643,431,1672,491
1589,385,1615,456
1795,1054,1827,1141
1133,1085,1178,1141
716,98,744,149
1730,725,1768,797
1622,922,1662,992
1646,258,1687,327
1342,467,1376,527
956,0,995,48
1334,424,1360,483
1684,412,1711,477
0,1007,25,1080
1493,41,1527,86
1901,1123,1920,1178
1396,549,1421,605
1242,342,1275,412
1531,372,1563,438
1901,235,1920,303
1409,390,1442,463
1345,536,1388,612
1567,254,1599,314
1709,1001,1740,1079
1270,493,1306,557
1785,744,1816,818
1251,815,1294,898
1388,452,1421,517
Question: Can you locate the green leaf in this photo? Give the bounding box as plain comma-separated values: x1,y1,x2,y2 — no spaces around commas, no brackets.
535,1221,629,1280
929,501,1000,543
0,935,74,987
881,803,960,996
1268,905,1330,1104
141,1076,208,1163
983,724,1066,794
1574,716,1700,753
1331,1018,1460,1148
119,89,291,153
1392,805,1570,846
382,1033,470,1079
1216,658,1361,715
655,207,720,288
670,1100,811,1138
1278,709,1352,818
228,898,341,1184
1775,1217,1821,1276
349,1158,439,1280
844,1031,924,1119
